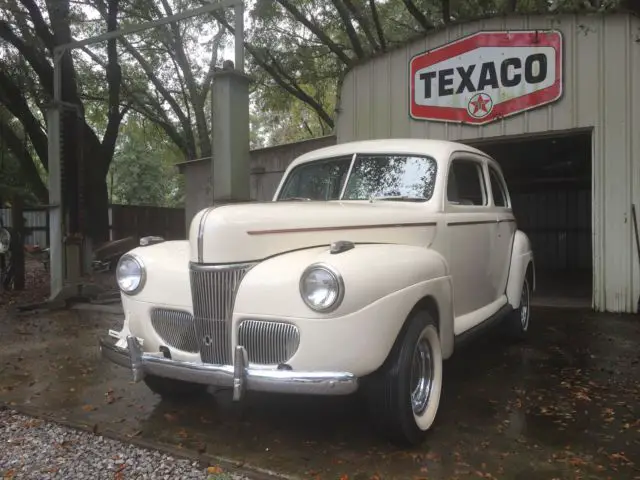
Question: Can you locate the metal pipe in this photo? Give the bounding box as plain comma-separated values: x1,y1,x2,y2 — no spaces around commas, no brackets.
234,2,244,73
53,0,243,54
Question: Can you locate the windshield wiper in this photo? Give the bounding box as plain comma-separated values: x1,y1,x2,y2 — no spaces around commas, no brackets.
280,197,312,201
370,195,425,202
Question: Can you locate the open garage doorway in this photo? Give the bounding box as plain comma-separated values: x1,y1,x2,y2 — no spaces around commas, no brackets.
470,129,593,308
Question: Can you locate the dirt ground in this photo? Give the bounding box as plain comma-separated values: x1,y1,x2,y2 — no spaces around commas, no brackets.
0,284,639,479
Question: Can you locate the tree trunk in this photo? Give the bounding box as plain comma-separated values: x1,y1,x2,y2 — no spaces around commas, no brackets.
85,174,110,245
61,109,81,236
10,195,25,290
80,143,111,245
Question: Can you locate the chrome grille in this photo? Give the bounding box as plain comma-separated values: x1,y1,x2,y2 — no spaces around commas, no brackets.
189,262,255,364
238,320,300,365
150,308,198,353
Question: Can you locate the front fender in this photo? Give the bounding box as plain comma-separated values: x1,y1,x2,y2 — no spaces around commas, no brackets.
119,240,193,309
234,243,449,319
233,244,455,370
506,230,535,308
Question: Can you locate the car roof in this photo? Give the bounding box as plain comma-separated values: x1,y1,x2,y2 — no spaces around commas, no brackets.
287,138,493,169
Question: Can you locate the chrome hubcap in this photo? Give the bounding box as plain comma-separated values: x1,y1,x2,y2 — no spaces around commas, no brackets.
410,336,433,415
520,280,530,330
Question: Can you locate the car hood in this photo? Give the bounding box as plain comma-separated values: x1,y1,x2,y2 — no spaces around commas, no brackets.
188,201,439,264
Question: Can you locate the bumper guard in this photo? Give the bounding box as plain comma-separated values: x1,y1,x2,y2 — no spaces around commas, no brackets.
99,335,358,401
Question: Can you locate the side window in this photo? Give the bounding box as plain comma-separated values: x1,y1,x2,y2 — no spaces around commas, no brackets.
447,159,487,206
488,166,509,207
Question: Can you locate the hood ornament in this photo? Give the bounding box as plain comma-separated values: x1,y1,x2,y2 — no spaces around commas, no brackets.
330,240,355,254
140,236,165,247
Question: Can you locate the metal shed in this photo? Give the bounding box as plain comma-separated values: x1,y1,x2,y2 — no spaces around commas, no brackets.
335,12,640,313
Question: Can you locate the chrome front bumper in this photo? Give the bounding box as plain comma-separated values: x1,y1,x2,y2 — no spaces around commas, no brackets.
99,335,358,401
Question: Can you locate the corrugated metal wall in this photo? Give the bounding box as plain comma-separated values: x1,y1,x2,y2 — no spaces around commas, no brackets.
0,208,48,247
336,12,640,313
512,190,591,271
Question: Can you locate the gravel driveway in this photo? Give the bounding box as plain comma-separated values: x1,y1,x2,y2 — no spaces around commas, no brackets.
0,408,247,480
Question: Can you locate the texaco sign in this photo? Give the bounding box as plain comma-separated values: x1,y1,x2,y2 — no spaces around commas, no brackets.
409,30,563,125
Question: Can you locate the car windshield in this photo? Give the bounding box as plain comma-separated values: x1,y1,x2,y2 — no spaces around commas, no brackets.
277,153,438,202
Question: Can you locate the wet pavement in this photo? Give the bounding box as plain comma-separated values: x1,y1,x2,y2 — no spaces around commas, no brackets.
1,304,639,479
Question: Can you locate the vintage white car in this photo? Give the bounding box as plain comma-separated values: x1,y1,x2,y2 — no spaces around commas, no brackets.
100,138,534,446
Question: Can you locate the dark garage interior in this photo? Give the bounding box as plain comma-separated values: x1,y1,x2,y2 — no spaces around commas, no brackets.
473,130,593,308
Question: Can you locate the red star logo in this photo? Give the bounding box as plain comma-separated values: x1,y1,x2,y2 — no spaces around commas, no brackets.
470,94,491,115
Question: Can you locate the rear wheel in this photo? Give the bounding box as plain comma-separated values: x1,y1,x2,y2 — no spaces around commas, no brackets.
143,374,207,400
365,310,443,447
505,274,531,341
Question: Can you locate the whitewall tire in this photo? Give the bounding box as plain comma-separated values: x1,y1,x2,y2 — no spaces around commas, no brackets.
506,274,531,341
365,310,443,446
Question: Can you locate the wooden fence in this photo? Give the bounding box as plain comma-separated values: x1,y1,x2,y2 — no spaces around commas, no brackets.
0,204,186,247
109,204,185,241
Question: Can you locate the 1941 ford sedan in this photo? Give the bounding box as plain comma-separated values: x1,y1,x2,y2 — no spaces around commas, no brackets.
99,138,535,446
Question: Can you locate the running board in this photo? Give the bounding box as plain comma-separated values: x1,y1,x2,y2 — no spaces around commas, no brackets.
453,303,513,350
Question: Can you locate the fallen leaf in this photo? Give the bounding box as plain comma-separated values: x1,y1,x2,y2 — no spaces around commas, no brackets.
81,404,96,412
426,451,441,461
207,465,224,474
164,413,178,422
609,452,631,463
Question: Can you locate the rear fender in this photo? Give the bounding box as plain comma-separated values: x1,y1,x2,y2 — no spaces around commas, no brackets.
506,230,535,308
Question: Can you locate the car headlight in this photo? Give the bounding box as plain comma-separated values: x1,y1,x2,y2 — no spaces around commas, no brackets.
116,253,146,295
0,228,10,255
299,263,344,312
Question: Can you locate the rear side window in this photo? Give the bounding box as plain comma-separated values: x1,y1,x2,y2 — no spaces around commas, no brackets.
488,166,508,207
447,159,487,206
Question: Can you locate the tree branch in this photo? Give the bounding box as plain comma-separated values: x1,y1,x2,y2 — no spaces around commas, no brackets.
0,116,48,203
368,0,386,51
401,0,433,31
203,27,226,91
87,0,196,154
341,0,380,52
0,20,54,97
214,13,334,128
98,0,124,175
264,50,334,128
159,0,210,158
329,0,366,58
442,0,451,22
0,66,49,169
274,0,353,65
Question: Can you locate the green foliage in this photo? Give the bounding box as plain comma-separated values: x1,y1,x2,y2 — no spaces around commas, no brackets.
0,149,38,205
0,0,634,217
108,113,185,207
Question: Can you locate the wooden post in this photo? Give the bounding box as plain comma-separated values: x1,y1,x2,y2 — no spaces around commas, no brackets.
11,196,25,290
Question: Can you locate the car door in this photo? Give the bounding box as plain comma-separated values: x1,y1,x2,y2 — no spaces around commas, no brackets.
444,153,495,329
487,161,517,301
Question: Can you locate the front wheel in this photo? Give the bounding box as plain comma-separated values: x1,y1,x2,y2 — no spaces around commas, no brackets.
365,310,443,447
